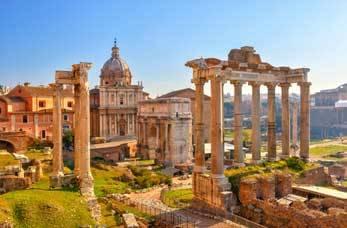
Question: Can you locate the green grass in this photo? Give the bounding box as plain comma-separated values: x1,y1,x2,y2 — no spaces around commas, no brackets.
0,154,19,167
0,178,95,228
310,145,347,157
128,159,155,166
92,164,131,197
109,199,154,222
224,129,252,141
162,188,193,208
342,180,347,187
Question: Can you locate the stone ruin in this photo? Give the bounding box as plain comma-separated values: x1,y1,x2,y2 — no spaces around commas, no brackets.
186,46,311,216
238,172,347,227
0,159,42,194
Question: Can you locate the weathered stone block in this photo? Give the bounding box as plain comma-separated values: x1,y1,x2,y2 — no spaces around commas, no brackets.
256,175,275,200
275,172,292,197
0,175,31,192
239,178,257,205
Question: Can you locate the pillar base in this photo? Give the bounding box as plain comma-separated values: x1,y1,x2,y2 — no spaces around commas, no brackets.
79,172,95,197
192,173,235,215
49,172,64,188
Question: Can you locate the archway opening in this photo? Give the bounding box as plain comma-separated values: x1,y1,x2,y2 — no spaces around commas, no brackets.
0,140,15,153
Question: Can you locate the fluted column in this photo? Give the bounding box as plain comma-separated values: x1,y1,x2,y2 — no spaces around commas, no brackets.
193,77,206,173
266,83,277,161
51,83,64,177
232,81,244,164
210,76,224,178
280,83,291,158
299,82,311,160
250,82,261,162
74,84,81,176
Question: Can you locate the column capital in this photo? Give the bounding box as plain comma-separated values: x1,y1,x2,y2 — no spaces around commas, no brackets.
192,77,207,85
264,82,277,89
297,81,311,87
248,81,262,88
279,82,291,88
230,80,245,86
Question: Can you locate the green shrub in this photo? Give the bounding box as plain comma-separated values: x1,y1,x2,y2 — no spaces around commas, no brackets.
285,157,305,172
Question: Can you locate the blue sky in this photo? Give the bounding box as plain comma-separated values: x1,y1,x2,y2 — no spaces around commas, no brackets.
0,1,347,96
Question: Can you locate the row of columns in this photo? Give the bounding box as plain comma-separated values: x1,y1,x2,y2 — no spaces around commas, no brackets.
99,113,136,137
193,77,311,177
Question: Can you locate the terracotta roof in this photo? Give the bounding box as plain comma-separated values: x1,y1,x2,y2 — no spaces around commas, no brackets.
10,85,74,97
159,88,210,100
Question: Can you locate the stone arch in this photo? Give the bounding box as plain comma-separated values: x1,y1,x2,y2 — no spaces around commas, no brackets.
118,118,127,136
0,139,15,152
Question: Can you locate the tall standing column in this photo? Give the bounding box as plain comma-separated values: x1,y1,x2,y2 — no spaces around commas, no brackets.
280,83,291,158
299,82,311,160
164,122,169,160
192,77,206,173
292,102,298,146
232,81,244,164
266,83,277,161
75,63,94,196
210,76,224,178
250,82,261,162
51,83,64,177
74,84,81,176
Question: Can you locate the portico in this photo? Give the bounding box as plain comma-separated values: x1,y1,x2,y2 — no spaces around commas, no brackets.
186,46,311,214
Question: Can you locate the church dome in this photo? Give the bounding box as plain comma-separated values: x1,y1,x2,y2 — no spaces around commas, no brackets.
100,42,132,86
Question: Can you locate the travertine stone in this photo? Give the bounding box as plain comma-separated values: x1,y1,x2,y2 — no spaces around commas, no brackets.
51,83,64,179
292,102,298,147
193,77,206,173
232,80,244,163
298,82,311,160
249,82,261,162
74,84,81,176
266,83,277,161
210,76,224,177
280,83,291,158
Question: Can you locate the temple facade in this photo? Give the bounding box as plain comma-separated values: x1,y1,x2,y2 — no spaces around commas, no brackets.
186,46,311,215
90,42,148,140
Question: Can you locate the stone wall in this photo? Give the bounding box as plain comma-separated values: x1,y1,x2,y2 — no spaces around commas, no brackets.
239,173,292,205
295,166,330,185
240,199,347,228
0,175,31,193
328,164,346,180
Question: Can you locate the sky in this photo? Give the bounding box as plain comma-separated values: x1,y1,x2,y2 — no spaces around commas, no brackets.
0,0,347,97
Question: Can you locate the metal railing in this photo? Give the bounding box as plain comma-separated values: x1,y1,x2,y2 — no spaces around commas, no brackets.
114,197,198,228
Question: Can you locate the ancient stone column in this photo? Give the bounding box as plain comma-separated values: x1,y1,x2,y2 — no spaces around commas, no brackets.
74,63,94,196
292,102,298,146
250,82,261,162
74,84,81,176
10,115,15,132
299,82,311,160
266,83,277,161
210,76,224,178
192,77,206,173
51,83,64,178
232,81,244,164
280,83,291,158
164,122,169,158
